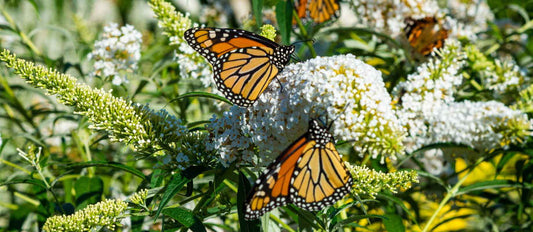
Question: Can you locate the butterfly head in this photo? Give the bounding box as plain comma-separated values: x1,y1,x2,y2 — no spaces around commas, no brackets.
309,119,333,147
273,45,295,69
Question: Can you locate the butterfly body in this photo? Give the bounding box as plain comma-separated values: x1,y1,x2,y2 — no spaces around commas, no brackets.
244,119,352,220
404,17,449,56
184,28,294,107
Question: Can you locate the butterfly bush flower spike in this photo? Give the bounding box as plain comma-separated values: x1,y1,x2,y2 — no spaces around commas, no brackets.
395,41,532,156
394,40,465,152
0,49,187,154
464,45,529,100
43,199,128,231
420,101,531,153
149,0,212,86
208,54,406,166
350,0,440,38
129,189,149,207
88,23,142,85
446,0,494,40
351,0,493,42
158,131,218,171
347,164,418,198
259,24,277,41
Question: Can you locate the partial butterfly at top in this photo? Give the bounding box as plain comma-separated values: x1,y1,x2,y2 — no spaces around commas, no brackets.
244,119,352,220
294,0,341,24
184,28,295,107
404,16,450,56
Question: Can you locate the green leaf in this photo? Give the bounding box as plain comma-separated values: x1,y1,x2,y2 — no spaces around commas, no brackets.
172,91,232,105
237,171,260,231
252,0,264,27
163,207,206,232
0,178,47,189
187,120,211,130
275,0,292,45
334,214,386,230
430,214,472,231
378,193,417,225
74,176,103,210
456,179,533,195
66,161,145,180
495,152,517,176
508,4,530,22
150,168,164,188
284,205,321,230
383,213,405,232
155,166,208,220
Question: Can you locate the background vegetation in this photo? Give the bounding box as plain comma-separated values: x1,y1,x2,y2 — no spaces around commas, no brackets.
0,0,532,231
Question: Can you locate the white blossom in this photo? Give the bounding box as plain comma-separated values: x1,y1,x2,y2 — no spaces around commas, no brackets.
446,0,494,40
418,149,452,176
395,40,466,152
350,0,441,38
484,58,528,94
207,54,405,166
395,41,532,154
88,23,142,85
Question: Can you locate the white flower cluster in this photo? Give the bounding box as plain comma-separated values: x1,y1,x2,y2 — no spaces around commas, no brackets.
174,41,213,87
159,10,213,87
347,163,419,197
484,58,527,94
395,40,466,152
88,23,142,85
418,149,452,176
207,54,405,166
43,199,128,231
159,131,217,171
350,0,493,41
199,1,229,27
446,0,494,40
396,41,532,155
414,100,532,152
350,0,441,37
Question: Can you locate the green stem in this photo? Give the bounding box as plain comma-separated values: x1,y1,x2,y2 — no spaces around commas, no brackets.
0,5,42,56
292,10,317,57
0,73,42,138
421,157,484,232
269,214,295,232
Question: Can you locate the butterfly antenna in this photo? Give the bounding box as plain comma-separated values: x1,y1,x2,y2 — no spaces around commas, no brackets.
290,39,316,47
276,77,285,93
291,53,301,62
289,39,316,62
327,103,351,130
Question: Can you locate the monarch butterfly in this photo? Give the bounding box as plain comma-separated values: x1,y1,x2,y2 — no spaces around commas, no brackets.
184,27,295,107
294,0,340,24
404,16,450,56
244,119,352,220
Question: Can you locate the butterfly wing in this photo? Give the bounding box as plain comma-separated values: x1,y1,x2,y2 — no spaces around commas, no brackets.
244,120,352,220
244,134,310,220
404,17,449,56
213,47,280,107
290,140,352,210
184,27,281,64
294,0,340,24
185,27,294,107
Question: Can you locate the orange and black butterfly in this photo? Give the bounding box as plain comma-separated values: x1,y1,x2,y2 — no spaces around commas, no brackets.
184,28,295,107
404,16,449,56
294,0,340,24
244,119,352,220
